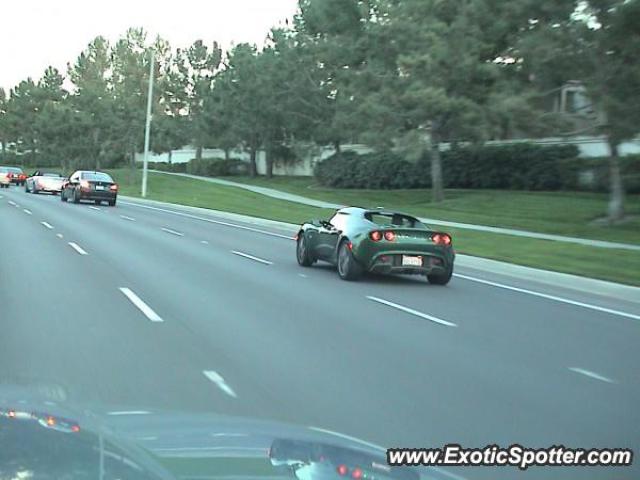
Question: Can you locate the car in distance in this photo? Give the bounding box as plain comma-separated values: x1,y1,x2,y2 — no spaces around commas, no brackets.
6,166,26,186
296,207,455,284
25,170,65,194
61,170,118,206
0,167,11,188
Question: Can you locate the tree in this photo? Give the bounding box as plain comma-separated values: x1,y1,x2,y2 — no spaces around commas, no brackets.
172,40,222,161
518,0,640,221
67,36,114,170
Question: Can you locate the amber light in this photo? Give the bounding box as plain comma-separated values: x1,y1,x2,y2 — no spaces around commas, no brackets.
384,231,396,242
46,416,56,426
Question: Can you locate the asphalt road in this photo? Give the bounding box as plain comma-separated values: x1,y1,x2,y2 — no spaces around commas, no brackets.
1,186,639,480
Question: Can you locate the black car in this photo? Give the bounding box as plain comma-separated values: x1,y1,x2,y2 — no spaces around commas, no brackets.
61,170,118,206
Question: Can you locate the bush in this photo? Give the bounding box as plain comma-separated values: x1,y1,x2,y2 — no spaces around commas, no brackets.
441,144,580,190
315,143,593,191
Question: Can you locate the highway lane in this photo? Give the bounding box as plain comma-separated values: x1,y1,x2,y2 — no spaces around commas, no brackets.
1,187,639,480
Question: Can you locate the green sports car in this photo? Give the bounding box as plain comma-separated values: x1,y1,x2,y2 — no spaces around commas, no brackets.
295,207,455,284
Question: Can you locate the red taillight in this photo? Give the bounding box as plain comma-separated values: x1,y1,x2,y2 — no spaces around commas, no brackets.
432,233,452,246
384,231,396,242
80,180,90,189
369,231,382,242
110,184,118,191
352,468,363,479
7,173,12,178
71,425,80,433
347,241,353,251
337,465,348,476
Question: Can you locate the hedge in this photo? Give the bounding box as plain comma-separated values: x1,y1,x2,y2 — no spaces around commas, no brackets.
314,144,640,193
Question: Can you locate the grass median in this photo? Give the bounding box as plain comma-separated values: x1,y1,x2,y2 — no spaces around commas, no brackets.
108,168,640,286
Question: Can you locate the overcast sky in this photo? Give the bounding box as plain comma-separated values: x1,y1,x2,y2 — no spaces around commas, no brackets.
0,0,299,91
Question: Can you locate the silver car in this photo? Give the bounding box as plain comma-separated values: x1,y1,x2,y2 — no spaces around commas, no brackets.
25,171,65,194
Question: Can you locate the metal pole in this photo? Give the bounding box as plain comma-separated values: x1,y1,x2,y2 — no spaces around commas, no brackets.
142,49,155,198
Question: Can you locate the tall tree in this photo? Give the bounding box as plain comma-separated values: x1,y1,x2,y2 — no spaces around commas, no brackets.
519,0,640,221
173,40,222,161
67,36,114,170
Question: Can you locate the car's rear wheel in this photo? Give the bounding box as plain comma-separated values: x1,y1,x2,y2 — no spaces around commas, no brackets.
337,240,362,281
427,265,453,285
73,189,80,204
94,200,101,205
296,233,314,267
108,200,116,207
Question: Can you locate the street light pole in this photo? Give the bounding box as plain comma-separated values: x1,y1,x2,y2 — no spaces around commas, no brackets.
141,49,155,198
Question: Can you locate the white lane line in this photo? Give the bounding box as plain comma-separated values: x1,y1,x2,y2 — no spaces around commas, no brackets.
161,227,184,237
89,206,101,211
569,367,615,384
200,240,209,244
119,287,164,322
56,233,63,239
203,370,238,398
298,273,308,278
455,274,640,321
8,200,17,206
231,250,273,265
41,221,54,230
366,296,457,327
23,209,32,215
68,242,88,256
120,215,136,221
107,410,151,416
121,201,294,240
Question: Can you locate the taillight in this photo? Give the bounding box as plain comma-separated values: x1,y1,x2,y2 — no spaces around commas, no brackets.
432,233,452,246
7,173,12,178
347,241,353,251
384,231,396,242
80,180,90,189
46,416,56,426
110,184,118,191
7,410,16,418
369,231,382,242
337,465,348,476
71,425,80,433
352,468,363,479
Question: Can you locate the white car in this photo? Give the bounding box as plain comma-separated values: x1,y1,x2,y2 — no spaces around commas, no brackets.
25,171,66,194
0,166,11,188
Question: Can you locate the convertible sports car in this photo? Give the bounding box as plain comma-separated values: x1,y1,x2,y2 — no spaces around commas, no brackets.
25,170,65,194
296,207,455,284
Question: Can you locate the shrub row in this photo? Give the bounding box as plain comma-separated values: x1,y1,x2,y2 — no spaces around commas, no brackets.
146,158,248,176
314,144,640,193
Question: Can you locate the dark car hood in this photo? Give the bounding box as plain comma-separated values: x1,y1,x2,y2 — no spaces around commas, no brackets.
0,383,444,480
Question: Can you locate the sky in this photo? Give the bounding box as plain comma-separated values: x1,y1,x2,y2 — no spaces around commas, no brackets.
0,0,299,91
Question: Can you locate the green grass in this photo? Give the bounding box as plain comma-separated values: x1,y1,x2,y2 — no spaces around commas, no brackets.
107,168,640,286
221,176,640,245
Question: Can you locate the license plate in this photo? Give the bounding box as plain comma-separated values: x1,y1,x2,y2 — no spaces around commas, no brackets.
95,185,105,191
402,255,422,267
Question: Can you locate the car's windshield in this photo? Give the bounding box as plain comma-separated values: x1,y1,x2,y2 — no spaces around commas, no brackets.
365,212,422,228
81,172,113,182
7,167,23,174
42,173,63,178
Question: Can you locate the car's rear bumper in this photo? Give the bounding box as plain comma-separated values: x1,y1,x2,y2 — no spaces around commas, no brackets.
36,186,62,193
79,190,117,201
364,250,454,275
